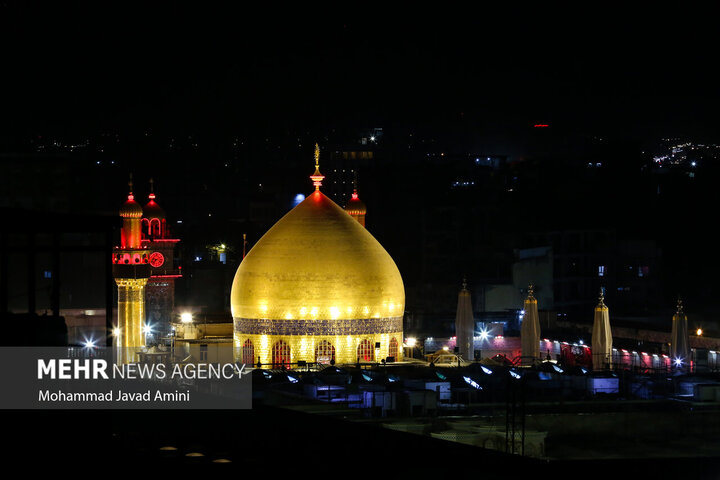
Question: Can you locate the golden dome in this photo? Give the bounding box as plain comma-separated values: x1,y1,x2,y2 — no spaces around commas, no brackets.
119,194,143,218
231,190,404,322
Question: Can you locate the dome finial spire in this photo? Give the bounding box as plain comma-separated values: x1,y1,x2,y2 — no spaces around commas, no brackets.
310,142,325,191
149,177,156,200
128,173,134,200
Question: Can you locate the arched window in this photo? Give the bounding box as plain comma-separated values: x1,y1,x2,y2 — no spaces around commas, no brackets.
242,339,254,365
315,340,335,364
357,339,374,362
272,340,291,368
389,338,398,360
151,218,161,237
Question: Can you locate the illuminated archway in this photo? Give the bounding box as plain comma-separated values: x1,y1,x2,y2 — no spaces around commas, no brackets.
357,339,374,362
389,337,398,360
242,339,254,365
272,340,291,368
315,340,336,364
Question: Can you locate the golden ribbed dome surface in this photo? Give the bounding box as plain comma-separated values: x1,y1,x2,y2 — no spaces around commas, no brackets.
231,190,404,321
119,196,143,218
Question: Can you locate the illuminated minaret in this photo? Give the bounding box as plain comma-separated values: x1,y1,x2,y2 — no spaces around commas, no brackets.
344,175,367,227
112,176,151,351
142,178,181,339
454,278,474,361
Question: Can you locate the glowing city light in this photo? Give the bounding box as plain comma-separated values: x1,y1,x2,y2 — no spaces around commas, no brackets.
293,193,305,206
696,328,703,336
143,325,152,334
180,312,193,323
406,337,417,348
463,376,482,389
84,339,95,348
112,328,121,336
479,329,489,340
481,365,493,375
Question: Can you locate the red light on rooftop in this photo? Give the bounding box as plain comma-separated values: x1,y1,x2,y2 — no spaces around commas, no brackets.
533,124,549,128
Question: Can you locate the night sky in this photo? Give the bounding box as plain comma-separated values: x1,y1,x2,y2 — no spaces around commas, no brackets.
2,4,719,146
3,4,720,319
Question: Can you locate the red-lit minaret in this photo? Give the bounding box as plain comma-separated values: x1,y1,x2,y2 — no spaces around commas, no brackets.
344,177,367,227
112,176,151,351
142,178,181,340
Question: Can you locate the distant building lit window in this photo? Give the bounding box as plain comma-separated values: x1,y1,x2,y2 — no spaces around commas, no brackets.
43,270,52,279
638,266,649,278
598,266,605,277
200,344,208,362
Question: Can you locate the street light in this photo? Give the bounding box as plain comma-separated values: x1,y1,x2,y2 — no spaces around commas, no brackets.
181,312,193,324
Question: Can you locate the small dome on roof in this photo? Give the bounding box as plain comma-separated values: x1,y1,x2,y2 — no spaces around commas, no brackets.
344,189,367,216
143,178,166,220
144,193,166,220
119,194,143,218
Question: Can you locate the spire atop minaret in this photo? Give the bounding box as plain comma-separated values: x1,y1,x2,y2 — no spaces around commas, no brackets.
527,282,535,300
462,276,468,291
310,143,325,191
351,171,359,199
676,296,684,315
149,177,156,200
597,287,606,307
128,173,135,201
